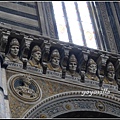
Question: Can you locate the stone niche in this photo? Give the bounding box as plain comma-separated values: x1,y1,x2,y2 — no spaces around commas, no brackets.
1,27,120,118
1,28,120,91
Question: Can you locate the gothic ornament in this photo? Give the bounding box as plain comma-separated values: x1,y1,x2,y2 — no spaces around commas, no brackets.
39,114,47,118
65,104,72,110
24,91,120,118
97,54,109,87
79,49,89,83
0,29,10,54
95,101,105,111
21,36,33,69
8,74,42,104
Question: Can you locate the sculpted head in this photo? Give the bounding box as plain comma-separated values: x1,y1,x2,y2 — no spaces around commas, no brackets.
9,38,20,57
31,45,41,62
50,49,60,68
69,54,77,72
88,58,97,74
107,62,115,80
23,75,32,86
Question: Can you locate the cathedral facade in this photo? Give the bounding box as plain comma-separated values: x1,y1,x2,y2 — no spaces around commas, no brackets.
0,2,120,118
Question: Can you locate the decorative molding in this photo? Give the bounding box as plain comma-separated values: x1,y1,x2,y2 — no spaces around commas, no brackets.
23,91,120,118
98,2,118,53
0,29,10,55
44,2,56,38
1,27,120,93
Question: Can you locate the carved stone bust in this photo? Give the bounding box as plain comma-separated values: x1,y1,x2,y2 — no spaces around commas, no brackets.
86,58,99,81
47,49,62,72
67,54,79,77
104,62,116,85
28,45,42,69
5,38,22,63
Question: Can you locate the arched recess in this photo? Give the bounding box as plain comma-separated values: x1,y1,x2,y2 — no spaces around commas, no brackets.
55,111,118,118
23,91,120,118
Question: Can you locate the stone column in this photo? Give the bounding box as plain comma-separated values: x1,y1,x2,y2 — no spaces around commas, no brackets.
0,29,10,56
36,2,48,37
0,54,6,118
42,2,57,38
1,67,10,118
97,2,118,53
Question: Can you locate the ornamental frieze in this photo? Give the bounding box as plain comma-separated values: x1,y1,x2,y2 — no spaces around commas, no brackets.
1,29,120,93
23,91,120,118
97,2,118,53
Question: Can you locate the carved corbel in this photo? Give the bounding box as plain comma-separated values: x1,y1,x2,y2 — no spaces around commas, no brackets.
61,45,72,78
22,36,33,69
115,58,120,91
0,53,8,69
0,53,3,67
42,39,51,59
97,54,109,87
0,29,10,56
79,49,90,83
62,46,72,67
41,39,51,73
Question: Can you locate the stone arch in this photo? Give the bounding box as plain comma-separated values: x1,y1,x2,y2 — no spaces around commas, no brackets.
55,111,118,118
23,91,120,118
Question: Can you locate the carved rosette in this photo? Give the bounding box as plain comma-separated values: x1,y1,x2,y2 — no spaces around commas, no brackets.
95,101,105,111
8,74,42,104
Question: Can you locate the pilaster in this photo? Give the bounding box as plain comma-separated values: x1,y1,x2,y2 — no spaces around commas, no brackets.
97,2,118,53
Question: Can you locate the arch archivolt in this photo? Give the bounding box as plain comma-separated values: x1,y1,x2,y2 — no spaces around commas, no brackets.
23,91,120,118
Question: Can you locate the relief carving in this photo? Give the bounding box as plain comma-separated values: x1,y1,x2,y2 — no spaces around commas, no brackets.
2,28,120,93
95,101,105,111
5,38,22,64
15,75,37,98
8,74,42,103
